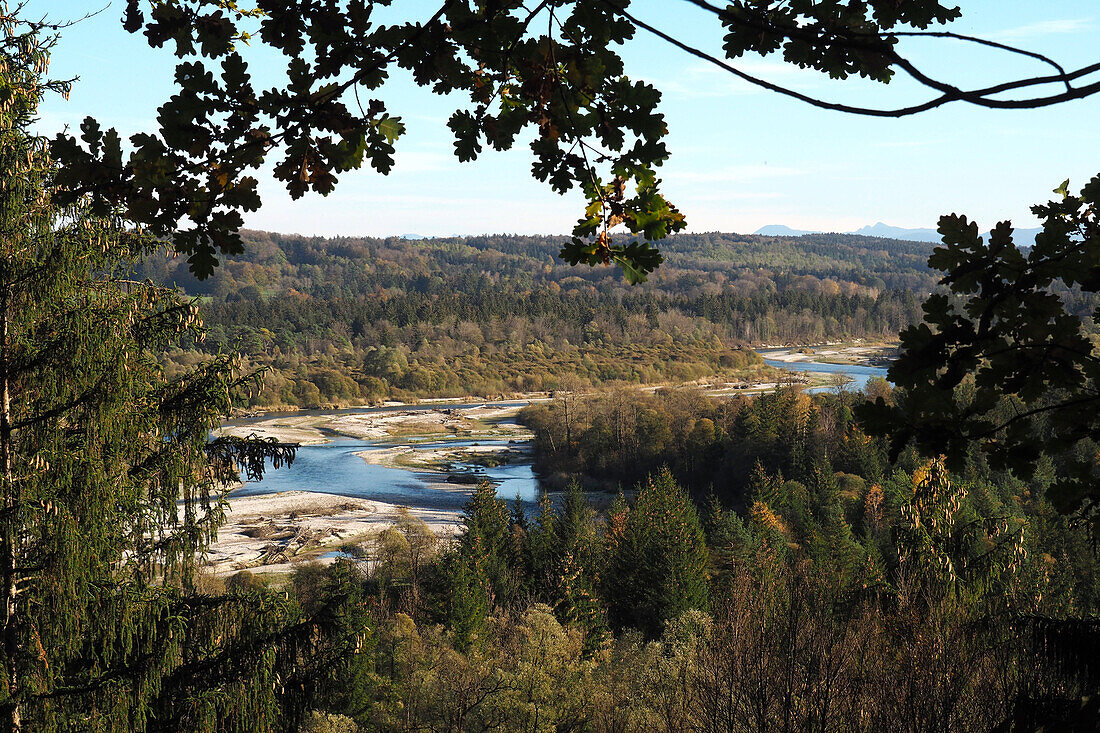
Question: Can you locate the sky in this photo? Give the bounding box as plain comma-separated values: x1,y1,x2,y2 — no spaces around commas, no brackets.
30,1,1100,239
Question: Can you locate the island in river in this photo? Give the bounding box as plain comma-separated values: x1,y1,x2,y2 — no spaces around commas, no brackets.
205,344,892,577
206,402,537,575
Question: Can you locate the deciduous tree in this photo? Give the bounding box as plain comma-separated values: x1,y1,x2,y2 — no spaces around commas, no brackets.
861,175,1100,528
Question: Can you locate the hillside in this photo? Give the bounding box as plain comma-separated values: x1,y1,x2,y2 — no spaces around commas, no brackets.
139,231,937,407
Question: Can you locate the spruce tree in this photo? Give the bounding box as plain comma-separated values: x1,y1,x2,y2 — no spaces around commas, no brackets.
446,482,514,648
0,17,323,731
606,468,709,636
551,483,606,642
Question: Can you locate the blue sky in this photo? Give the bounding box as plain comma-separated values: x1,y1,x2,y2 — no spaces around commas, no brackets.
32,1,1100,238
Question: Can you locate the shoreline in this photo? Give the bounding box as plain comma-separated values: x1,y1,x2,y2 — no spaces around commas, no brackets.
218,402,534,446
205,490,461,576
230,393,552,421
205,349,890,577
758,344,896,368
207,405,532,576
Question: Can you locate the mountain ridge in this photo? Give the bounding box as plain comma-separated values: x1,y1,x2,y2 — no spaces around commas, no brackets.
754,222,1042,244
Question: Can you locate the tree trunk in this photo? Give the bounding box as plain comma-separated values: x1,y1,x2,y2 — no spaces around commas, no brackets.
0,278,21,732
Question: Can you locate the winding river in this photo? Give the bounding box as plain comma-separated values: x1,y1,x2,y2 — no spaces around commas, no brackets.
231,353,891,511
232,436,539,510
229,404,541,511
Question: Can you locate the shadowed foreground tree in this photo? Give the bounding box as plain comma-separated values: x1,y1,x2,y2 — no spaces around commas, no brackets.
46,1,1100,282
860,174,1100,528
0,18,360,733
856,177,1100,725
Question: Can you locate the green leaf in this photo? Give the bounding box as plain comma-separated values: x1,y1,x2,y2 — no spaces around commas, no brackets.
376,116,405,145
612,240,663,284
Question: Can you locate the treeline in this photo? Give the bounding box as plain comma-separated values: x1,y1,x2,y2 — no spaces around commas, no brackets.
518,385,1098,609
520,382,892,497
256,385,1098,731
138,231,934,407
147,230,940,298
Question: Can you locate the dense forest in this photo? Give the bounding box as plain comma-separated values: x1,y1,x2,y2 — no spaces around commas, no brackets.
138,231,934,406
123,229,1100,730
256,383,1099,731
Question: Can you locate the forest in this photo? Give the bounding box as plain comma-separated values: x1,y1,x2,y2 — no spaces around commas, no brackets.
3,1,1100,731
117,220,1100,731
268,383,1100,731
139,230,931,406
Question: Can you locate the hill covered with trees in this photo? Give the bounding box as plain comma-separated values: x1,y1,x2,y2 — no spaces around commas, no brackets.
140,230,935,407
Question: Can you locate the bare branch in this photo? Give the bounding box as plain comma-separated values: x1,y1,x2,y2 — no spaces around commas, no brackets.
601,0,1100,117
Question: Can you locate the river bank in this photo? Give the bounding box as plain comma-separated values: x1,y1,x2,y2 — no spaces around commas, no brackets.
206,402,535,576
203,490,461,575
218,401,533,445
204,347,892,577
758,343,894,391
759,343,896,368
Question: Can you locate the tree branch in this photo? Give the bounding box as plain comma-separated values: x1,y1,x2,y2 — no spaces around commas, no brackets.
603,0,1100,117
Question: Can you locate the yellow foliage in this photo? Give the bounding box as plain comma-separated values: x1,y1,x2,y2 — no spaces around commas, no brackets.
865,483,885,528
750,500,788,536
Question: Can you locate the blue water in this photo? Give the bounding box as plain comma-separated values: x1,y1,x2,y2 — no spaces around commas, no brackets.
233,436,539,510
230,399,542,510
757,350,890,392
232,358,890,507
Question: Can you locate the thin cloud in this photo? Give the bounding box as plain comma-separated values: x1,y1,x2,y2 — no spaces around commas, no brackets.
683,191,786,204
669,165,805,183
989,18,1091,42
648,59,826,99
390,150,453,175
867,139,944,150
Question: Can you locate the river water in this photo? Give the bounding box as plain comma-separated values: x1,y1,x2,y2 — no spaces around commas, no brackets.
232,436,539,510
232,355,890,511
757,349,890,392
229,405,540,511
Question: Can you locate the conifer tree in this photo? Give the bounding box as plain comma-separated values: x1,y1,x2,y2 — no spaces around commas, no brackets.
446,482,514,648
458,481,516,602
547,483,607,646
0,16,321,731
523,495,560,600
606,469,709,636
444,547,491,653
701,494,753,596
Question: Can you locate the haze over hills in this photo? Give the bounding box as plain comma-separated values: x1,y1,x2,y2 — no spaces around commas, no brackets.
754,222,1042,244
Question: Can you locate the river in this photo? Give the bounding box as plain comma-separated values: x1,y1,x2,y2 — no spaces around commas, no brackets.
230,353,890,512
231,436,539,510
757,349,891,392
227,403,541,511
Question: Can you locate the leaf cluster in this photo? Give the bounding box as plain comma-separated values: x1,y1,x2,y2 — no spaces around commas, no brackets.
859,174,1100,527
46,0,983,282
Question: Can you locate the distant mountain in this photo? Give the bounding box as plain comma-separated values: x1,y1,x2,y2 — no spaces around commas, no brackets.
754,222,1043,246
851,222,942,242
398,233,427,240
753,224,816,237
1001,227,1042,245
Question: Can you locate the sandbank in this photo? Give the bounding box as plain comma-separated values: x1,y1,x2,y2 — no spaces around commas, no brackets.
205,490,460,576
